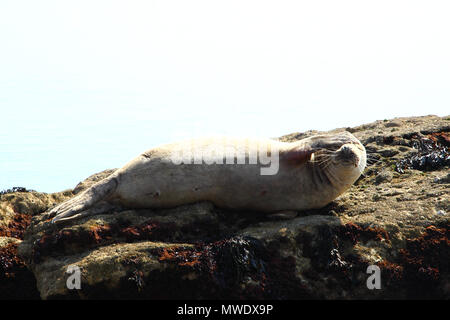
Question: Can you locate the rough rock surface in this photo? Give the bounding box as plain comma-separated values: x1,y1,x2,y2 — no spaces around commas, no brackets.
0,188,72,299
1,115,448,299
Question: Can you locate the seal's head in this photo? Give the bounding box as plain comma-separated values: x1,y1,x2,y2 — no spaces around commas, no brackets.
307,131,366,187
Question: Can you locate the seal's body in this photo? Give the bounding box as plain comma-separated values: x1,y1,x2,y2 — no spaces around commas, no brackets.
50,132,366,223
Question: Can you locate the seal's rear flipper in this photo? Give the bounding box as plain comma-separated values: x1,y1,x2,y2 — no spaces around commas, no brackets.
50,176,118,223
52,201,117,224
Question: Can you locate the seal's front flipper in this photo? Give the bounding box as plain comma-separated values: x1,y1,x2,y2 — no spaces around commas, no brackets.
267,210,298,220
280,148,314,166
50,176,118,224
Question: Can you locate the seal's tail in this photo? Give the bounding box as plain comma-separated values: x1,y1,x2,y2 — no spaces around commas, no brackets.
50,176,118,223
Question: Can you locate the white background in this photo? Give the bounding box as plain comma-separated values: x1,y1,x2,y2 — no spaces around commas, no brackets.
1,1,449,192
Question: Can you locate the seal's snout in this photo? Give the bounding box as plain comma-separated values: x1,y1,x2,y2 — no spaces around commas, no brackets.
340,145,353,156
337,144,359,167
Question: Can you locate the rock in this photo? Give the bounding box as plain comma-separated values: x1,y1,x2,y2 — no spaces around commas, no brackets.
0,189,73,299
384,120,402,128
375,170,394,184
433,173,450,184
378,148,399,157
1,115,449,299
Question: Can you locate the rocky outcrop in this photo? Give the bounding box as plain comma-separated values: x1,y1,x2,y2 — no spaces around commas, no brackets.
1,115,448,299
0,188,73,299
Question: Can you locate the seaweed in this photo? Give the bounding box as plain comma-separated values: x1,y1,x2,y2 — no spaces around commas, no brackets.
396,133,449,173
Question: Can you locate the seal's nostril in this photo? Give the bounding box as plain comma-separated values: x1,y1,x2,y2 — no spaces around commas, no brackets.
341,146,352,155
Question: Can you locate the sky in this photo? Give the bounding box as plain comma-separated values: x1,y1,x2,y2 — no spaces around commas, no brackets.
0,0,449,192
